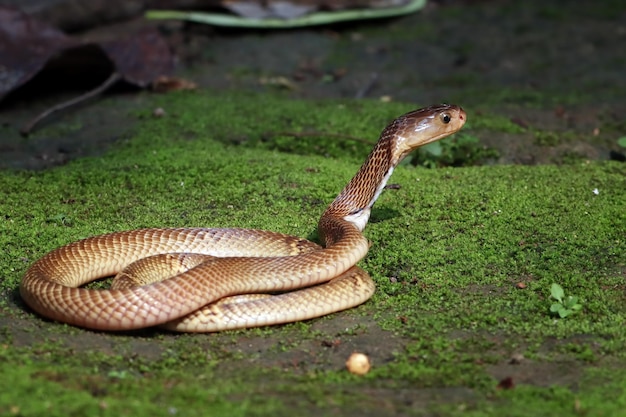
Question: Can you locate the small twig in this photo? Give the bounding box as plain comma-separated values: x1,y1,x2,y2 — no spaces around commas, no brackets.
355,72,379,99
21,72,122,136
273,131,376,146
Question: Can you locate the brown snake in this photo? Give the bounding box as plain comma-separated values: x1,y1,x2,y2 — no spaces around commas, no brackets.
20,104,466,332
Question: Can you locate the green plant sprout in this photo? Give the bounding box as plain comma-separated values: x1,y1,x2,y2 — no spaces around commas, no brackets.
550,283,583,318
417,134,499,167
46,213,73,226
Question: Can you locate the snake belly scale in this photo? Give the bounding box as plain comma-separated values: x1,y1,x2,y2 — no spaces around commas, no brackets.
20,104,466,332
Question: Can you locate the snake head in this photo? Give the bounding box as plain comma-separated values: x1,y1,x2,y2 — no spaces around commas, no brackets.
392,104,466,164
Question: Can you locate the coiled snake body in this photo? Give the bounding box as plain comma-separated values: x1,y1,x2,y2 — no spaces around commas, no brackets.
20,104,466,332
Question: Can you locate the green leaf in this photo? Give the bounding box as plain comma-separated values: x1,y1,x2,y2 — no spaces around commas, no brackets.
145,0,427,29
564,295,578,307
617,136,626,148
558,307,570,318
550,303,562,313
422,142,443,157
46,213,73,226
550,283,564,303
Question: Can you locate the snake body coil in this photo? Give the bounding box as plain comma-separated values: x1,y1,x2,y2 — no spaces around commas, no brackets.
20,104,466,332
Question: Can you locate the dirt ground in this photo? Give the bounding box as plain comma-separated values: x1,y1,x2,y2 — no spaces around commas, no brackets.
1,0,625,170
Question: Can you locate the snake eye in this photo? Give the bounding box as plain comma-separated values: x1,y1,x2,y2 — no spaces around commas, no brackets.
440,113,451,124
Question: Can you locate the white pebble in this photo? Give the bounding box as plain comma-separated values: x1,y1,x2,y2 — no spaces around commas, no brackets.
346,352,371,375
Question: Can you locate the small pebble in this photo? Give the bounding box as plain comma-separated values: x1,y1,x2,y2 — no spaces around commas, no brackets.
346,352,371,375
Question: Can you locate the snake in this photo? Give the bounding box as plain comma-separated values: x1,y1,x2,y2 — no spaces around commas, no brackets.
20,104,466,332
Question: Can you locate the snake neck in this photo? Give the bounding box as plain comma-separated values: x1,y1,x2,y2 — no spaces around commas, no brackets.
319,123,399,240
318,104,465,246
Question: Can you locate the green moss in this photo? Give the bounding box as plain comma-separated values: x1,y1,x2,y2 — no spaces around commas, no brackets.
1,92,625,416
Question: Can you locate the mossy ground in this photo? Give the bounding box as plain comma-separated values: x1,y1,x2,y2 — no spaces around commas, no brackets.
0,91,624,416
